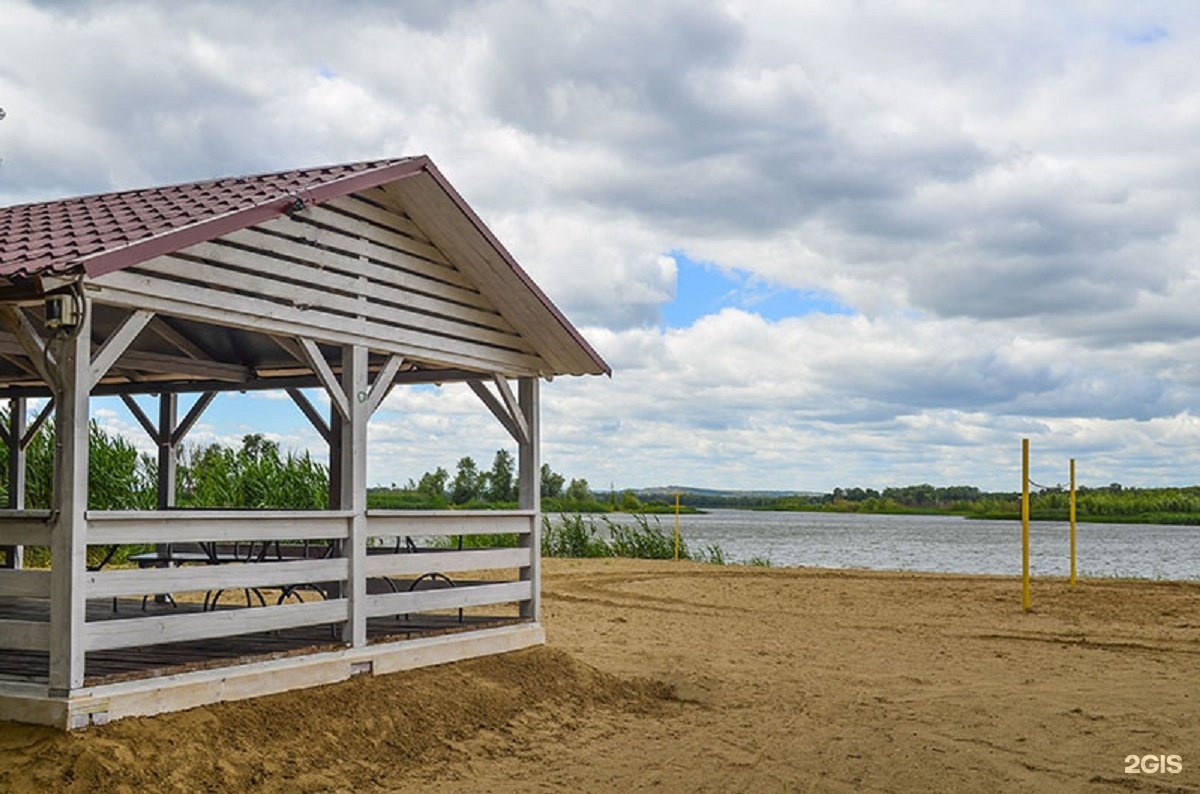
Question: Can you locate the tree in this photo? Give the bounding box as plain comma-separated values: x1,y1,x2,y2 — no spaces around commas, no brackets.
450,456,481,504
486,449,516,502
565,477,591,503
541,463,564,499
417,466,449,503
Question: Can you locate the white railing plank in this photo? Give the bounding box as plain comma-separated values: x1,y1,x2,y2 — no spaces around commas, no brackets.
0,569,51,598
86,511,352,545
365,510,534,538
364,580,530,618
86,558,348,600
0,512,52,546
85,599,348,652
0,619,50,652
365,547,529,578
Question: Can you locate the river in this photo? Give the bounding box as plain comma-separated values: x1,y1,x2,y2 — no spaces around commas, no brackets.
590,509,1200,580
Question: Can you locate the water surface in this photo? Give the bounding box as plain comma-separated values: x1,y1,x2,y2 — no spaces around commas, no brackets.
593,509,1200,580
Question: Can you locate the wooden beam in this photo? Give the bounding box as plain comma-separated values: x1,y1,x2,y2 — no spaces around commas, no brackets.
0,306,54,385
364,354,404,416
170,391,216,446
110,350,252,382
146,316,209,360
89,309,154,389
269,334,307,365
0,351,41,379
119,395,161,443
0,367,492,401
467,379,523,444
20,399,53,451
493,374,530,446
286,387,331,443
299,338,350,422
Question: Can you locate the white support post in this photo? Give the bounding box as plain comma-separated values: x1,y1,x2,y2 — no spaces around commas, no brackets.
48,298,91,694
340,345,368,646
4,397,26,569
152,393,178,604
517,378,540,620
157,394,177,510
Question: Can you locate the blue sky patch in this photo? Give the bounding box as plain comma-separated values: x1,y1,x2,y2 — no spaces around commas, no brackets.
1123,24,1168,45
661,250,854,328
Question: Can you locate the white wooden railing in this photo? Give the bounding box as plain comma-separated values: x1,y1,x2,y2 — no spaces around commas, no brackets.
0,511,52,651
0,509,538,657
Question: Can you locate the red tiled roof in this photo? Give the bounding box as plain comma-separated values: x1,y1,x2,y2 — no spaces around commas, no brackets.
0,157,423,280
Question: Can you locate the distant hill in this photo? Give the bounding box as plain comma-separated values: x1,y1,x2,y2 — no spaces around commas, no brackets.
630,485,822,499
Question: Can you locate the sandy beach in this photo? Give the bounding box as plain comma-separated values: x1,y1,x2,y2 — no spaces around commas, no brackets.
2,558,1198,792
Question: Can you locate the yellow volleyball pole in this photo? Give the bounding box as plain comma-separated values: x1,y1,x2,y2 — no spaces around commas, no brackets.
674,493,681,561
1022,438,1031,612
1069,458,1077,590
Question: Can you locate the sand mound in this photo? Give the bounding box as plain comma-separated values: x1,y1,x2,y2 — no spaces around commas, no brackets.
0,647,675,793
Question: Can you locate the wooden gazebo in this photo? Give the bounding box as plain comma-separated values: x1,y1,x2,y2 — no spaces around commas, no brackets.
0,157,608,728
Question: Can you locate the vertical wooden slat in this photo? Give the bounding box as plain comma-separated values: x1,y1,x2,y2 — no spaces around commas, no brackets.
341,345,368,646
4,396,26,569
517,377,540,620
49,297,90,693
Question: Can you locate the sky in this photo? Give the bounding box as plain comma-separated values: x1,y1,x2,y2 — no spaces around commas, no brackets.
3,1,1200,492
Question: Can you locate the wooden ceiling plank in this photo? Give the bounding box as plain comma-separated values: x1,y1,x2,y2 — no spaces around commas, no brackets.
147,316,210,361
93,267,544,376
93,269,547,375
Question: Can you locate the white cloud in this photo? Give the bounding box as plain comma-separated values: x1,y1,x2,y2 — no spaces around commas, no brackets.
4,1,1200,490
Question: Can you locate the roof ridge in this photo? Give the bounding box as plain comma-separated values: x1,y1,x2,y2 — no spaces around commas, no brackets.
0,156,418,214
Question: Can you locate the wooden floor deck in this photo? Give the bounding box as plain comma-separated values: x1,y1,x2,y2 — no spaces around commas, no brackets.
0,584,524,687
